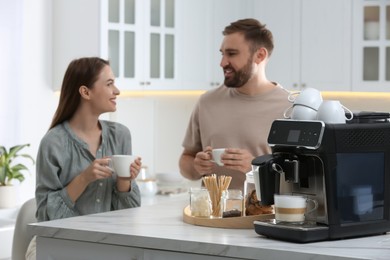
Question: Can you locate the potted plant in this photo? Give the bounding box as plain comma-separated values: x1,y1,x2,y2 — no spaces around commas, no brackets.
0,144,35,208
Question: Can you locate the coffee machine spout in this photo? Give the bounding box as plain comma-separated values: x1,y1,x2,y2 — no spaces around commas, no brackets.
252,154,282,206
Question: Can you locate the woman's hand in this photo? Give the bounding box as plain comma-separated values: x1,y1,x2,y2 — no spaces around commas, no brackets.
117,156,142,181
116,157,142,192
80,158,113,184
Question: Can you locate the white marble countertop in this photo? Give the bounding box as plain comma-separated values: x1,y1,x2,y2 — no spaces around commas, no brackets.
29,195,390,260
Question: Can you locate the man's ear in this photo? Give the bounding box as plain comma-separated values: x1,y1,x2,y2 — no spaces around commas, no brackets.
79,85,91,99
255,47,268,64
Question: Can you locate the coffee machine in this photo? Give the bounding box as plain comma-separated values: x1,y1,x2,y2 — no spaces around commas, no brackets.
252,119,390,242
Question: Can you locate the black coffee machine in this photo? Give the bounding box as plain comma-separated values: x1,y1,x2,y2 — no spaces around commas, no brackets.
252,118,390,242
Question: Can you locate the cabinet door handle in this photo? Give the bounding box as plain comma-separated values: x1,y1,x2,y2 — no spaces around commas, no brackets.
145,82,151,85
301,83,306,88
293,83,298,88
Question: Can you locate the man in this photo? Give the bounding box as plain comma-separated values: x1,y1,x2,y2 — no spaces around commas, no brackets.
179,18,290,190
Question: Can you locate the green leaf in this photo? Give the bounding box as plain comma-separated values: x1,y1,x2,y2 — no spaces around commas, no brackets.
0,144,34,186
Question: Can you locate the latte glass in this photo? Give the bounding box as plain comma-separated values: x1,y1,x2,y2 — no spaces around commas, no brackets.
274,194,318,225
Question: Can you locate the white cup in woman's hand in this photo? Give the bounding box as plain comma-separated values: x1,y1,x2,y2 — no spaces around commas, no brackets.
109,155,137,177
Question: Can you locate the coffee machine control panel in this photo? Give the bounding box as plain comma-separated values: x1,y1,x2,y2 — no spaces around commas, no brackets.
268,120,325,149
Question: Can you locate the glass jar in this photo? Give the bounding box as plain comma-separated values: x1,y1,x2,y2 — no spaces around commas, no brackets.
189,188,212,218
221,189,243,218
244,171,256,216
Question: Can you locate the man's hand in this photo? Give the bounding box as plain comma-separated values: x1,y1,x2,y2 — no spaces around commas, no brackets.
193,146,214,177
220,148,254,173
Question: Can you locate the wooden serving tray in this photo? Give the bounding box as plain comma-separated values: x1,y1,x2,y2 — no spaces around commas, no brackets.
182,205,274,229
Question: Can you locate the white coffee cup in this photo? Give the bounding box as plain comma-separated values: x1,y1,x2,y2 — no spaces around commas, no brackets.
316,100,353,124
211,148,225,166
284,104,318,120
109,155,137,177
274,194,318,224
288,87,323,110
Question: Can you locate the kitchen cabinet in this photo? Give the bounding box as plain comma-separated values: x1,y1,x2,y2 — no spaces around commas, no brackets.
52,0,102,90
352,0,390,92
103,0,177,90
175,0,254,90
52,0,177,91
38,237,232,260
208,0,254,88
253,0,352,91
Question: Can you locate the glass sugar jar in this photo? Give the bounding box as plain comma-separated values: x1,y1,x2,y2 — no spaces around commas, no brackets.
189,188,212,218
221,189,243,218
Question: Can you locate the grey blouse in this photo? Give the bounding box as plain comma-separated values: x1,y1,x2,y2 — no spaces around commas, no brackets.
35,120,141,222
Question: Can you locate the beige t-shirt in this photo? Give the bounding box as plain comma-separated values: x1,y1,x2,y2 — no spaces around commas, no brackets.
182,84,291,190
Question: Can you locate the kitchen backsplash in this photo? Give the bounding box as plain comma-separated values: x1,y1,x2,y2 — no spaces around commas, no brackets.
109,91,390,177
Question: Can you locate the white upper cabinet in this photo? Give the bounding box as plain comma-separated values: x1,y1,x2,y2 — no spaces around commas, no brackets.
53,1,377,93
175,0,254,90
102,0,177,90
52,0,102,90
253,0,352,91
208,0,254,88
352,0,390,92
174,0,212,90
52,0,177,91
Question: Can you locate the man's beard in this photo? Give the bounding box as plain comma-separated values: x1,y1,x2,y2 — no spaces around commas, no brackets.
223,58,253,88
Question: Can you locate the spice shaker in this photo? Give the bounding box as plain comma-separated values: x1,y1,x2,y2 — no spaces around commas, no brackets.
221,189,243,218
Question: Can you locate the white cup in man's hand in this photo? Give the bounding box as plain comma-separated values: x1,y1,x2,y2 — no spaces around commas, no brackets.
109,155,137,177
211,148,225,166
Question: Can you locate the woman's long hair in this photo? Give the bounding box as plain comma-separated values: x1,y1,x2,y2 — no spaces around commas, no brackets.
49,57,109,130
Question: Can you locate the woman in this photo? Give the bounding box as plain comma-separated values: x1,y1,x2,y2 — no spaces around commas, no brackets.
26,57,141,259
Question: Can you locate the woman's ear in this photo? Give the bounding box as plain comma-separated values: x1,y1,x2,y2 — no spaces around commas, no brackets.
79,85,91,100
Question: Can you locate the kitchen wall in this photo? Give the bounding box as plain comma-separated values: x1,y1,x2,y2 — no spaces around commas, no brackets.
110,92,390,179
110,95,199,177
2,0,390,206
0,0,56,204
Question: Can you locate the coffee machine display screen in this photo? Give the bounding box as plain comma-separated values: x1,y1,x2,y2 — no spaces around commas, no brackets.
336,152,385,224
287,130,300,143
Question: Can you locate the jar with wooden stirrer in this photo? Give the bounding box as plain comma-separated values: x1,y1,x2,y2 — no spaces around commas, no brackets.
202,174,232,218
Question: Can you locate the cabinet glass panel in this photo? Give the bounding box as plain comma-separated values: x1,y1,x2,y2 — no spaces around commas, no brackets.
109,0,120,23
165,0,175,28
109,30,120,77
386,47,390,81
124,31,135,78
387,5,390,40
150,33,160,78
124,0,135,24
363,47,379,81
165,34,174,78
364,6,380,40
151,0,161,26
